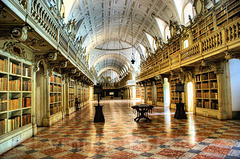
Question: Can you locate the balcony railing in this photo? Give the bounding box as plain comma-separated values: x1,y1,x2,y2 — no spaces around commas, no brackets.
137,18,240,82
2,0,94,81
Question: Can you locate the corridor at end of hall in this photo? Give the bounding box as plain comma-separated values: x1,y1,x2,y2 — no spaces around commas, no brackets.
1,100,240,159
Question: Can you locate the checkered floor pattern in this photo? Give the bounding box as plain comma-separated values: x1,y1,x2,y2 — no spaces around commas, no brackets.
1,100,240,159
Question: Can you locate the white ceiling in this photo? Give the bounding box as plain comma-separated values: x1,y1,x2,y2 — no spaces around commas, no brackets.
64,0,190,81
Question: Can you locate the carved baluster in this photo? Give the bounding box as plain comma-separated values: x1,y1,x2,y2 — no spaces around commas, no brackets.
226,29,229,42
233,25,236,39
230,27,233,41
237,23,240,38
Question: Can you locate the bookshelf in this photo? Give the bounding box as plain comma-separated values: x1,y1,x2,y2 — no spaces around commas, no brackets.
147,85,152,105
169,38,180,56
0,52,32,136
215,0,240,28
49,73,62,116
136,86,141,99
192,13,214,42
77,84,81,105
69,80,75,108
84,86,89,104
195,71,219,110
67,79,75,115
170,76,181,108
141,86,145,101
156,81,164,106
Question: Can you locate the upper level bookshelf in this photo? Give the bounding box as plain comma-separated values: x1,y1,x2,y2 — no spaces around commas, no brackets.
192,13,214,42
195,71,219,110
49,73,62,115
0,52,32,136
215,0,240,27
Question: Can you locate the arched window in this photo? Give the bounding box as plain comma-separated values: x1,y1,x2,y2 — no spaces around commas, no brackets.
139,44,147,59
165,26,170,41
183,3,194,25
183,40,188,49
145,33,157,52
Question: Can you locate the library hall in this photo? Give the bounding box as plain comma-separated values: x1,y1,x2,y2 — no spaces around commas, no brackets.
0,0,240,158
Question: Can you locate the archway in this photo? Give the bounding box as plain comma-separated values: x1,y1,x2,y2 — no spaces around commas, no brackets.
163,78,170,107
187,82,193,112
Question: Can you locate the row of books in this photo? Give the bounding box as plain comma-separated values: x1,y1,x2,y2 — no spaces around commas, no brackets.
196,92,202,98
9,79,21,91
69,88,74,93
22,97,31,108
9,62,21,75
0,97,7,112
203,101,210,108
211,102,218,110
202,83,209,89
0,58,8,72
210,92,218,99
50,94,61,103
9,98,21,110
22,81,31,91
69,81,74,87
50,85,61,92
157,97,164,102
22,113,31,126
210,82,218,89
196,83,201,89
69,94,74,100
50,104,61,115
69,100,74,108
23,66,31,77
0,119,6,135
50,75,61,84
8,116,21,131
0,77,7,91
196,75,201,81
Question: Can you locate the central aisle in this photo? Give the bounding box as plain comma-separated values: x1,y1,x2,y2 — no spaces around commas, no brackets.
1,100,240,159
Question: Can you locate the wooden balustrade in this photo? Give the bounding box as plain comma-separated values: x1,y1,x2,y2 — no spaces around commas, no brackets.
225,19,240,42
138,19,240,82
181,43,200,61
202,29,223,53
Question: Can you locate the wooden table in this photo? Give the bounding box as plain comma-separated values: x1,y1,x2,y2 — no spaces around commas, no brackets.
131,104,154,122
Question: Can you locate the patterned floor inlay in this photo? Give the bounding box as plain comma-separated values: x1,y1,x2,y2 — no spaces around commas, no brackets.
1,100,240,159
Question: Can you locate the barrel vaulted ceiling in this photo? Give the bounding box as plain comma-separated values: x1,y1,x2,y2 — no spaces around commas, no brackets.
65,0,192,82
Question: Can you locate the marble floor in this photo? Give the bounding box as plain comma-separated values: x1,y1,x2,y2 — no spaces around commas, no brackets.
1,100,240,159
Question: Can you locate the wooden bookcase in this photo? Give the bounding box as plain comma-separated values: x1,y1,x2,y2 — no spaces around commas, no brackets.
147,85,152,105
49,73,62,116
195,71,219,110
0,52,32,136
169,38,180,56
69,80,75,108
83,86,89,104
170,76,181,108
156,81,164,106
66,79,75,115
192,13,214,42
136,86,141,99
141,86,145,101
215,0,240,28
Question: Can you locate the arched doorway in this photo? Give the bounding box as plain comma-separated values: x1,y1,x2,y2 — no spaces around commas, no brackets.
187,82,193,112
163,78,170,107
